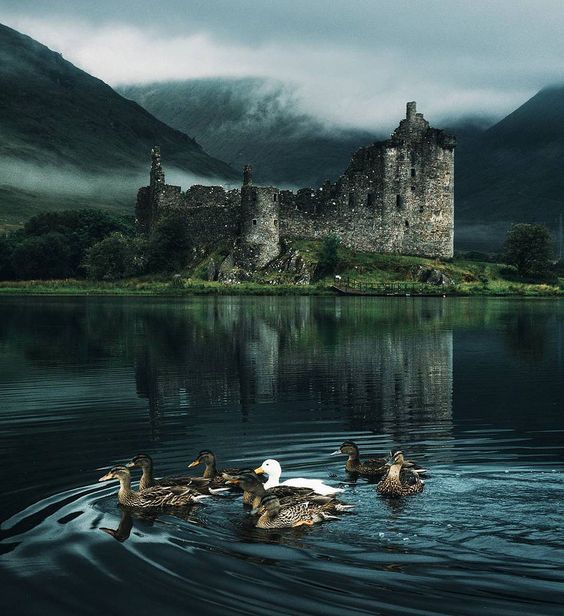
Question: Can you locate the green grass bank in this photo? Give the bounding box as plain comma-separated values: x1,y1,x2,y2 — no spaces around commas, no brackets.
0,243,562,297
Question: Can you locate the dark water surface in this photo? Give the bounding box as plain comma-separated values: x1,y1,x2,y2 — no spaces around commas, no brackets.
0,296,562,615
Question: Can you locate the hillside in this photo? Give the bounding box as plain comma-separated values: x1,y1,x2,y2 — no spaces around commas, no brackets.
456,85,564,225
0,24,236,227
119,78,379,186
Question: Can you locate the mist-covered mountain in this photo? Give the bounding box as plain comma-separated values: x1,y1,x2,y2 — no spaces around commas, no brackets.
119,78,380,186
0,24,236,227
456,85,564,224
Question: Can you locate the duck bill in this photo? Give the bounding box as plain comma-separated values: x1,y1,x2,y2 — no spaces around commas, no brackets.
98,472,114,482
330,449,342,456
125,462,136,468
253,467,265,475
187,460,200,468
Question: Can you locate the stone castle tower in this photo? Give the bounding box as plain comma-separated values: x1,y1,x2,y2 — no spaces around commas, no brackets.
135,102,455,262
339,101,455,257
235,165,281,269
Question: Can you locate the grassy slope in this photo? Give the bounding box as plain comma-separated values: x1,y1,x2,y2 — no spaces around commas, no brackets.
1,242,561,296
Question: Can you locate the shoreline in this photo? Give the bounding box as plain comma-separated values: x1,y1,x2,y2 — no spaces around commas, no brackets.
0,279,561,298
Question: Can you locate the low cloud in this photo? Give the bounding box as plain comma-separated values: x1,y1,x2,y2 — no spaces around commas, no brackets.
2,2,564,130
0,158,230,202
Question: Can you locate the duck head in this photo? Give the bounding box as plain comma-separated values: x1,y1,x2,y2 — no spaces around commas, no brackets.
330,441,360,459
188,450,216,469
254,459,282,482
254,493,281,517
99,465,131,483
126,453,153,470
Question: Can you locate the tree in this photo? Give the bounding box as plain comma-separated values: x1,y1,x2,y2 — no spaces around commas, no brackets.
504,224,553,277
84,232,141,280
11,232,73,279
0,233,21,280
23,209,134,276
316,233,341,278
146,212,192,272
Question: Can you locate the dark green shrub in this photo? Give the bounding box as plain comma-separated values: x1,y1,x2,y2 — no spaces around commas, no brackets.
84,232,141,280
11,232,73,279
146,212,191,272
504,224,554,278
315,234,341,279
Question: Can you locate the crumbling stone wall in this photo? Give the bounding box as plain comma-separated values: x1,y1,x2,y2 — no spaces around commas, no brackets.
136,102,455,261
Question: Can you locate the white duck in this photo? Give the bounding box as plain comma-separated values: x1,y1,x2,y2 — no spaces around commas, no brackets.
254,459,344,496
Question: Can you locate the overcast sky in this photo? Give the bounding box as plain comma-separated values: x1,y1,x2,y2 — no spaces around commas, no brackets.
1,0,563,129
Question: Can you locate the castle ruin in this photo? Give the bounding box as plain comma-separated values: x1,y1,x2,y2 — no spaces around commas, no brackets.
136,102,455,266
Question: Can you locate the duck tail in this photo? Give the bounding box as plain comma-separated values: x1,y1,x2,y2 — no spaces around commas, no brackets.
320,512,339,520
193,494,211,501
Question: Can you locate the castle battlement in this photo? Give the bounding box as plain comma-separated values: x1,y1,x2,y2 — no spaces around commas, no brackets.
136,103,455,265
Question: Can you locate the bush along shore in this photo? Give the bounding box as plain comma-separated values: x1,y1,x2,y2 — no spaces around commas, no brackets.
0,246,562,297
0,211,561,297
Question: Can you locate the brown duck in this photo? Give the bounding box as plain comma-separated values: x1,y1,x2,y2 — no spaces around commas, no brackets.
99,466,209,509
377,451,424,497
126,453,226,495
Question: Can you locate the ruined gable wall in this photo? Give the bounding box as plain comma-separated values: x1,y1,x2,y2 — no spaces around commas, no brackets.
279,108,455,259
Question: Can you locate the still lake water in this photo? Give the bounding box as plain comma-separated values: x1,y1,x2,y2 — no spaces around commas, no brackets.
0,296,562,615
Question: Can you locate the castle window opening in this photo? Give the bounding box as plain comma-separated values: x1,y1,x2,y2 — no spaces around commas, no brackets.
273,193,277,202
405,219,409,228
348,192,355,208
396,194,403,209
273,219,278,226
410,151,416,164
252,219,257,226
411,168,416,178
411,186,416,192
367,193,376,207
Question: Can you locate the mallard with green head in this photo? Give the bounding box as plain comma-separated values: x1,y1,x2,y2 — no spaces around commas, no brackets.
253,493,353,529
377,451,424,497
126,453,225,494
99,465,209,509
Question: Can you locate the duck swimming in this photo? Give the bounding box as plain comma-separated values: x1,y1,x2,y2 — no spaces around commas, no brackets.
225,471,317,510
254,459,344,495
188,450,246,486
253,493,352,529
126,453,226,495
377,451,424,497
330,441,388,476
99,466,209,509
331,441,426,477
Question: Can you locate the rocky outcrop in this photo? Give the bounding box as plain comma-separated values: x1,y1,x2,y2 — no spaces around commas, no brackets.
412,265,453,286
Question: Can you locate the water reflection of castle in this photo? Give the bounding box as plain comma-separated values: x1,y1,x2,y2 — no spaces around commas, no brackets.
134,298,453,438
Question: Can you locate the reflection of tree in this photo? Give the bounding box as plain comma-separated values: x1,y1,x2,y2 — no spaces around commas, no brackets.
503,310,549,361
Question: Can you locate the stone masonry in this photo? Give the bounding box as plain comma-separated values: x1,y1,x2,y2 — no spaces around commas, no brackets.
136,103,455,266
